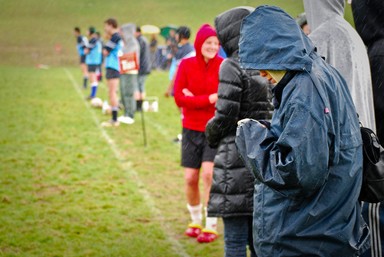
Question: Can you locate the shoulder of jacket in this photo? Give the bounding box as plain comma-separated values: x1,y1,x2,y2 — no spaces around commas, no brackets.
220,58,243,83
181,56,197,65
221,58,241,70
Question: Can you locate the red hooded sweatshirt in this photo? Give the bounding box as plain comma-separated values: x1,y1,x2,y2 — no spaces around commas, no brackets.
174,24,223,132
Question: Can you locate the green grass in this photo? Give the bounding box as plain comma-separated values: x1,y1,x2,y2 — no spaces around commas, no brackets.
0,66,228,256
0,67,181,256
0,0,356,256
0,0,306,67
0,0,355,67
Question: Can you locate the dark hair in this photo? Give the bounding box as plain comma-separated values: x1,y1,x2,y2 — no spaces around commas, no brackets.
136,26,141,33
89,26,96,34
74,27,81,33
177,26,191,39
300,22,308,29
104,18,118,29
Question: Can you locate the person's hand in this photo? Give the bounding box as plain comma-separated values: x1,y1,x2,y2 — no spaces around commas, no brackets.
258,120,271,129
182,88,194,96
164,88,172,98
209,93,218,104
165,84,173,98
103,49,109,57
84,48,89,54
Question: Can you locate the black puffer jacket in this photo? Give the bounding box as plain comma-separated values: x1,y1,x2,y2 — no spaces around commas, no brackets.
206,7,273,218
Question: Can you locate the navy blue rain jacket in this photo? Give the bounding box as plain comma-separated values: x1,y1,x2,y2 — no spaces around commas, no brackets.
236,6,370,257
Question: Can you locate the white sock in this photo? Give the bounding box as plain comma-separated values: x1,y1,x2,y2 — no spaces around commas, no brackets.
204,207,217,231
187,204,202,225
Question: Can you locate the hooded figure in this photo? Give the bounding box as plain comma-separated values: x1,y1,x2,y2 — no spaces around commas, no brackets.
304,0,376,130
236,6,370,256
121,23,140,57
205,6,272,257
118,23,140,123
352,0,384,143
174,24,223,243
352,2,384,257
174,24,223,132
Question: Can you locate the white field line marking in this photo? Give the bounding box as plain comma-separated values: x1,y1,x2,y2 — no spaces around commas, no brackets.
64,68,190,257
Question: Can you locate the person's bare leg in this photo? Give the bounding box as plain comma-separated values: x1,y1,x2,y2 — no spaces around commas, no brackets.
201,161,214,206
88,72,98,98
185,168,200,206
201,161,217,232
108,78,119,107
185,168,203,227
108,78,119,123
81,63,88,88
89,72,97,84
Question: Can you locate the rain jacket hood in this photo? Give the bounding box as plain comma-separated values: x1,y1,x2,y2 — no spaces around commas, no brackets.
194,24,218,64
305,0,345,31
120,23,140,55
174,24,223,132
236,6,370,256
304,0,376,129
352,0,384,48
239,6,314,72
215,6,254,57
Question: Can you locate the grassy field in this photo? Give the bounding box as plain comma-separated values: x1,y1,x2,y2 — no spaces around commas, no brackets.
0,0,356,256
0,66,225,256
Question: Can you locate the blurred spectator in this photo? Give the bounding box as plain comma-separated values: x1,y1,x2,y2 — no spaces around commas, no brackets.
101,18,123,127
218,46,227,58
95,31,103,81
149,34,158,69
84,26,102,99
165,26,195,97
135,26,151,111
296,12,310,35
118,23,140,125
304,0,376,129
73,27,89,88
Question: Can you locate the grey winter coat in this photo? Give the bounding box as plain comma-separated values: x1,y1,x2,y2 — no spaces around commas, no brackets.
206,6,272,218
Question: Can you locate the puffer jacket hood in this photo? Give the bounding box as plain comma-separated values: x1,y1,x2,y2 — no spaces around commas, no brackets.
214,6,254,57
304,0,344,32
120,23,140,55
239,5,314,72
194,24,218,63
